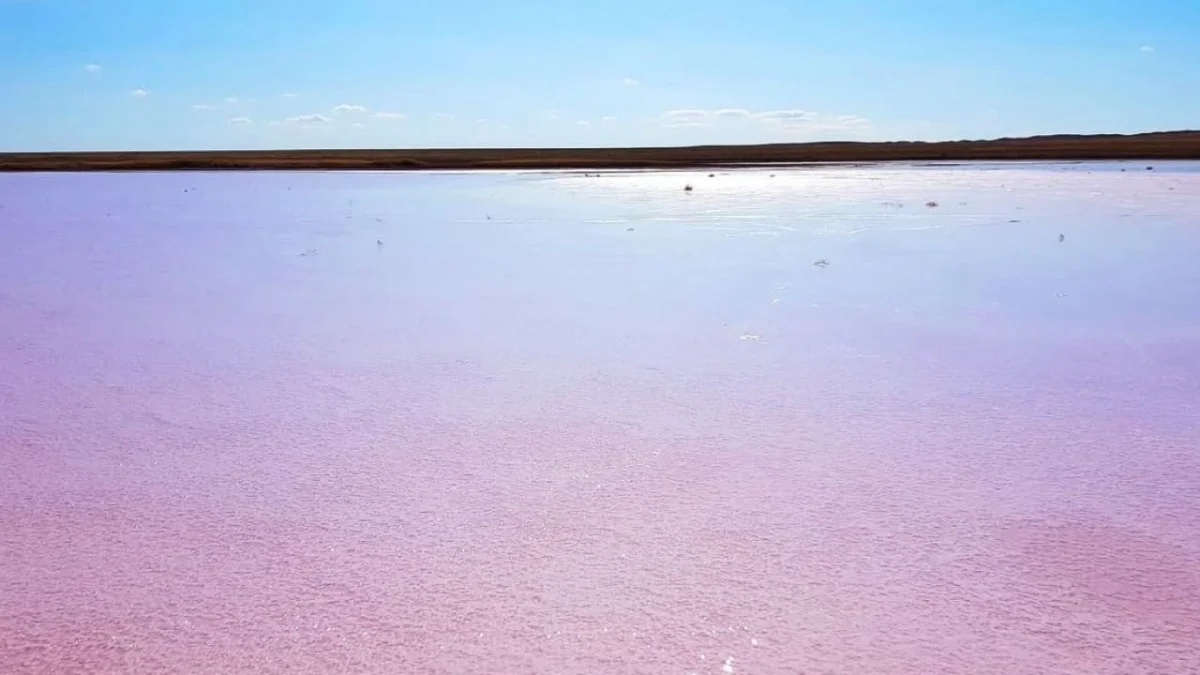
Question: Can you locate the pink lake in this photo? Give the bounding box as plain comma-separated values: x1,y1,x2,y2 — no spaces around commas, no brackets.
2,164,1199,674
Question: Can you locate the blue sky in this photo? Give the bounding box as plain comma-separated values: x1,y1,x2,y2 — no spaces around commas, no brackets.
1,0,1197,151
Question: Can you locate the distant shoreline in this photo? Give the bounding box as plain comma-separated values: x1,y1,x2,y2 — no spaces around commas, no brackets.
2,130,1198,172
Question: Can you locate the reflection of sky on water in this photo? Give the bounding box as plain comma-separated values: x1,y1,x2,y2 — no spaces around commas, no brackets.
1,163,1198,674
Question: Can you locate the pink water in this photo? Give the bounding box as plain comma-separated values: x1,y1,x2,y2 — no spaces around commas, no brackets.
2,164,1199,674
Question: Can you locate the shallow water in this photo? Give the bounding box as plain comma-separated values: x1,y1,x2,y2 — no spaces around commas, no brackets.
1,163,1199,674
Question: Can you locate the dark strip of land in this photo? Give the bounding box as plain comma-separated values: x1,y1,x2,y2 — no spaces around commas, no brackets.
2,131,1199,172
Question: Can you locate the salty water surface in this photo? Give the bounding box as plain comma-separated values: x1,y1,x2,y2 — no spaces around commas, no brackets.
2,163,1199,674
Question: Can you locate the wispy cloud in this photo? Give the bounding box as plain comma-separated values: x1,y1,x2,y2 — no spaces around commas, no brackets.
194,97,245,110
1140,45,1155,52
433,112,454,120
714,108,752,118
753,109,814,123
751,110,825,132
576,120,592,127
282,93,299,98
332,103,368,114
542,109,565,121
661,109,711,127
228,117,253,126
660,107,871,135
622,77,640,87
601,115,617,123
131,89,148,98
373,111,407,120
285,113,331,125
83,64,101,73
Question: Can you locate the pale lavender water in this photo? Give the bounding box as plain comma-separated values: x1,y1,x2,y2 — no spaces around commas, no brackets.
1,163,1198,674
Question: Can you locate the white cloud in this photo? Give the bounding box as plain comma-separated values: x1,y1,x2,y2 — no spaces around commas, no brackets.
281,93,299,98
659,107,871,136
754,109,814,123
601,115,617,123
285,113,331,125
84,64,101,73
1140,45,1155,52
332,103,368,114
267,121,281,127
542,109,565,121
192,103,219,110
228,117,253,126
374,111,407,120
622,77,640,87
131,89,148,98
224,96,240,105
576,120,591,127
834,114,870,126
352,122,366,129
714,108,752,118
433,112,453,120
661,109,711,127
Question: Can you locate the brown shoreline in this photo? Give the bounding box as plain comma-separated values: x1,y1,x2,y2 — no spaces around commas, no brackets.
2,130,1199,172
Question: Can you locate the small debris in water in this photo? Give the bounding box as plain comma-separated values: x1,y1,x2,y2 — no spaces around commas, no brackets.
1058,233,1065,242
1146,166,1154,171
1009,219,1021,223
925,200,939,208
813,258,830,267
377,239,385,247
626,227,635,232
486,214,492,220
708,173,715,178
740,333,760,342
684,184,694,192
299,248,319,257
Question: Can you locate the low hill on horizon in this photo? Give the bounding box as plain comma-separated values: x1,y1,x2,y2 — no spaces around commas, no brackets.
3,130,1199,171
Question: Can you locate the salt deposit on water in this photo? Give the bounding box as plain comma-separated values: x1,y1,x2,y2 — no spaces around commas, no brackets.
1,163,1199,674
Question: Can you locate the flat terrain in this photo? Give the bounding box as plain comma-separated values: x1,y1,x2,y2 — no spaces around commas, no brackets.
2,130,1200,171
2,165,1199,674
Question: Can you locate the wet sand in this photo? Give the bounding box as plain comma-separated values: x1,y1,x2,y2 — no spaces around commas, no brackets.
2,130,1199,172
